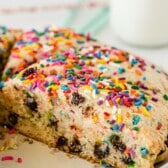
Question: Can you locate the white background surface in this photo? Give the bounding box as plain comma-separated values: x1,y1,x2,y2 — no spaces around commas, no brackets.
0,1,168,168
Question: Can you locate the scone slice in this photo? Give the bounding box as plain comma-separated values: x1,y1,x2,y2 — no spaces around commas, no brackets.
0,26,96,125
2,27,96,80
0,26,22,124
1,45,168,168
0,26,22,77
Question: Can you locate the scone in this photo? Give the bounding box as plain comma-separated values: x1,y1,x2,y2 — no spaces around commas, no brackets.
2,27,96,80
0,26,21,77
0,26,96,126
0,44,168,168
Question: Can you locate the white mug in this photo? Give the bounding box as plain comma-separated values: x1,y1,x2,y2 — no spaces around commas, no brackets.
111,0,168,47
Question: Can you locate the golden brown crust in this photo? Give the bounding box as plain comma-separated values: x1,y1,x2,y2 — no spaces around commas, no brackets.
15,117,57,147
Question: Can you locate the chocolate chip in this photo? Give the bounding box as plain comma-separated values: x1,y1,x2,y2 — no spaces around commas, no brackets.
5,124,14,130
56,136,68,148
158,150,165,156
82,106,93,115
71,92,85,105
14,85,19,91
122,154,134,165
110,135,126,153
48,115,58,131
94,143,110,159
25,97,38,112
85,106,93,111
22,67,37,77
69,139,82,153
111,135,120,142
8,113,18,126
113,141,126,153
0,132,5,140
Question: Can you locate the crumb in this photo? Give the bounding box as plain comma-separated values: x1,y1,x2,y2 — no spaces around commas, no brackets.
0,136,18,151
24,137,34,144
66,153,76,159
50,148,59,154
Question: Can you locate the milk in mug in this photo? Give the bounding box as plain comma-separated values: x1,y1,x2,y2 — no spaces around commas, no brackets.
111,0,168,47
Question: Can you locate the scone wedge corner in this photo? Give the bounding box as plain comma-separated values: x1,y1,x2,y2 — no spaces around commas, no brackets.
0,26,22,77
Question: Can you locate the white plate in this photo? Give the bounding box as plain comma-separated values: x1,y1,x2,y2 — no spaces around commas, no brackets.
0,134,93,168
0,134,168,168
